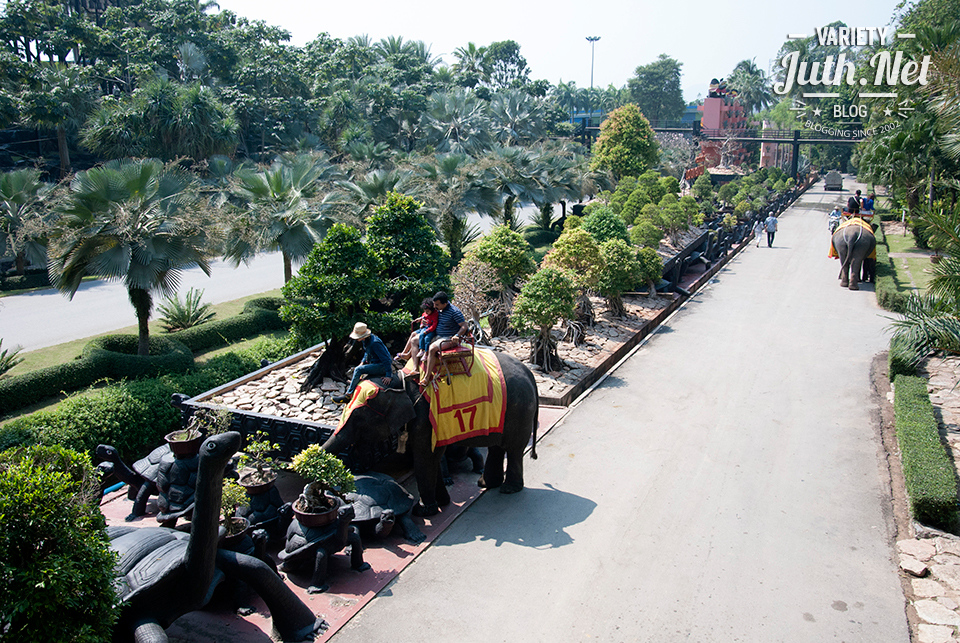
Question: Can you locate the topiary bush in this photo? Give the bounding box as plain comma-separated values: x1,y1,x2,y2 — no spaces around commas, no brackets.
894,374,959,532
630,220,663,249
0,444,119,642
581,205,630,245
472,225,536,289
82,334,194,379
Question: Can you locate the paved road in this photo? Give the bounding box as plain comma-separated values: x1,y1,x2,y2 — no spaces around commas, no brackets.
331,181,909,642
0,253,285,352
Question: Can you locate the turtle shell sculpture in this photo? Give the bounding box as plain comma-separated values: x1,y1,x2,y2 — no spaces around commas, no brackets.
154,450,201,528
278,498,371,594
109,432,327,643
238,485,290,541
345,473,426,545
96,443,170,521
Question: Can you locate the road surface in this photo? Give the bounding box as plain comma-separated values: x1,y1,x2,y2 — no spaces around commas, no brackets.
0,253,284,352
331,180,908,642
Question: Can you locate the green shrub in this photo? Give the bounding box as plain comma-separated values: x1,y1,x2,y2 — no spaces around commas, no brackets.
630,220,663,249
564,214,582,229
894,374,959,531
157,287,216,331
82,334,194,379
0,356,103,415
0,444,119,642
2,387,153,460
473,225,536,288
0,269,50,292
581,205,630,245
874,240,908,313
0,338,24,377
170,297,285,352
888,336,918,380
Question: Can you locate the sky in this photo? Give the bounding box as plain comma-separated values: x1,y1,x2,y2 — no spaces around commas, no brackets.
214,0,905,102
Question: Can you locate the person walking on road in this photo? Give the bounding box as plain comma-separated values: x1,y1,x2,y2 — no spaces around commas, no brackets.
753,219,765,248
764,212,778,248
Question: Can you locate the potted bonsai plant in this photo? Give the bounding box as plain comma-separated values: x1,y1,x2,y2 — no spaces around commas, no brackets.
220,478,250,547
237,431,284,495
290,445,355,528
165,406,232,457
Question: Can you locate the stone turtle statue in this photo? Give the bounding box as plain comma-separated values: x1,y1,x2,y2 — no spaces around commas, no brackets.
346,472,426,545
278,501,370,594
109,432,326,643
96,443,169,521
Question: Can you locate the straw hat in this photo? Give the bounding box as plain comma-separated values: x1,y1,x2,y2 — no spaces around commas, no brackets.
349,322,372,340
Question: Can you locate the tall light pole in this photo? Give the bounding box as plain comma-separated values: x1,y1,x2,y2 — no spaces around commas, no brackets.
585,36,600,136
586,36,600,91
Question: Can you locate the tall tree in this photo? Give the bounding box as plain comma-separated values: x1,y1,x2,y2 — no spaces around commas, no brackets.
589,104,660,180
225,153,339,283
0,168,52,275
484,40,529,90
726,58,774,114
627,54,685,122
49,159,211,356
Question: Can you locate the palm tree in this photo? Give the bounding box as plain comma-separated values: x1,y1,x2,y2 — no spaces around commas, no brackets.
552,80,578,121
413,153,497,263
49,159,212,356
334,167,418,220
489,90,546,146
452,42,488,88
727,58,774,114
225,153,340,284
478,146,546,230
0,169,52,275
421,89,493,155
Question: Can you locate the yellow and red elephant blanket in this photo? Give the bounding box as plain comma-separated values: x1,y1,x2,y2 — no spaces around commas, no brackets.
336,380,381,431
423,347,507,450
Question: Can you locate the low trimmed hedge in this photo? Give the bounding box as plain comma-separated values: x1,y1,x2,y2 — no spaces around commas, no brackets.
0,269,50,292
875,232,908,313
0,336,291,461
888,336,918,380
165,297,285,352
0,334,193,415
894,374,959,532
0,298,288,416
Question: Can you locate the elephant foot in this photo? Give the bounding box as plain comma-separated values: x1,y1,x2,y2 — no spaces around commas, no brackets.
477,475,503,489
499,482,523,494
125,513,138,522
413,502,440,517
849,283,860,290
353,562,371,572
839,280,849,288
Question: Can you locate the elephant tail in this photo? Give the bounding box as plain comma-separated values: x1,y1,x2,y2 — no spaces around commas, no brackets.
530,405,539,460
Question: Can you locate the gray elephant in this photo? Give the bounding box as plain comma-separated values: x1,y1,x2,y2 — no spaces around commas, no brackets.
830,219,876,290
322,350,539,516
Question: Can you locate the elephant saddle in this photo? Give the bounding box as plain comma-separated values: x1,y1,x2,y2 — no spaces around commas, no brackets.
423,347,507,450
829,217,876,260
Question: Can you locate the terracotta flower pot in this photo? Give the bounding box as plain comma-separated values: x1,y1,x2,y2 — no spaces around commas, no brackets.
239,469,277,496
292,494,341,528
165,429,203,458
220,516,250,548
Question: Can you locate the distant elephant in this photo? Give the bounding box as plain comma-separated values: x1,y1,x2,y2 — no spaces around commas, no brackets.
322,351,539,516
831,219,876,290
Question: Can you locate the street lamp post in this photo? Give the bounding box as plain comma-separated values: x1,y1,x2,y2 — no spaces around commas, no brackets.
585,36,600,138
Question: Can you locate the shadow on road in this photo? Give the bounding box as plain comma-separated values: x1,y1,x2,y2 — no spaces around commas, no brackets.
437,484,596,549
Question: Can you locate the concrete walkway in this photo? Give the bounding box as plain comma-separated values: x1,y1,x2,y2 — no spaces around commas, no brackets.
329,181,909,642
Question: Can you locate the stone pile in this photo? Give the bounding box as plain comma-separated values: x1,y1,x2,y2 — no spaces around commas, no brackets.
490,294,673,398
205,295,673,424
208,350,347,426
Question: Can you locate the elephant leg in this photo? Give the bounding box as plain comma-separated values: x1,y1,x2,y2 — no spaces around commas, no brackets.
479,445,505,489
849,256,863,290
133,618,167,643
467,447,484,474
216,549,327,641
838,258,850,288
413,450,446,516
501,448,525,495
348,526,371,572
